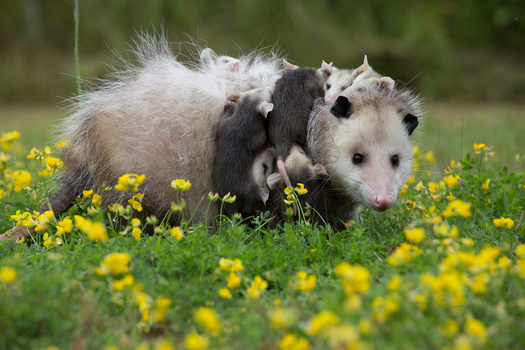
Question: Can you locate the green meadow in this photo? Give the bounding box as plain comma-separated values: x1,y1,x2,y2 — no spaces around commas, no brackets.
0,101,524,349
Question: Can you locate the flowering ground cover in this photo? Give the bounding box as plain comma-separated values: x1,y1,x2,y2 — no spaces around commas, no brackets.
0,109,525,349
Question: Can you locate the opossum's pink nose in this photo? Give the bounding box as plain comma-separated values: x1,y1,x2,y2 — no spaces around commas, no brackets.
231,61,241,72
373,195,394,212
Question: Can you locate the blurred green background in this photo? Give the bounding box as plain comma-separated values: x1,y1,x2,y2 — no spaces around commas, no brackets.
2,0,525,104
1,0,524,171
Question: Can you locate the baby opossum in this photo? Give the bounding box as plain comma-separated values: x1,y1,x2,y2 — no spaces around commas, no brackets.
200,48,242,73
324,56,395,104
307,86,421,226
213,88,274,217
267,60,326,190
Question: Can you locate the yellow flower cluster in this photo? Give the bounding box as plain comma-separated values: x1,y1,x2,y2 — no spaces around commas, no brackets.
247,275,268,299
194,307,221,336
171,179,192,192
114,173,146,192
293,271,316,292
75,215,108,242
217,258,244,298
0,266,17,283
0,130,21,151
334,262,370,296
386,243,423,267
27,146,63,177
493,217,514,229
279,333,311,350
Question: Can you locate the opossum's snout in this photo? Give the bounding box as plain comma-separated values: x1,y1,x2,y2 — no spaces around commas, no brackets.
372,194,395,212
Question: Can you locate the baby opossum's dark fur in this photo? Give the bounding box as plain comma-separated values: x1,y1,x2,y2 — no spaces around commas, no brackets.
268,67,325,158
213,88,273,218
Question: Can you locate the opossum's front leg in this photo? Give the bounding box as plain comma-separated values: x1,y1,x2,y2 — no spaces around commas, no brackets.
0,167,89,242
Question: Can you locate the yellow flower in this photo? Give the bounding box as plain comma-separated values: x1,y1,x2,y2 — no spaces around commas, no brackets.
171,179,192,192
1,130,21,151
465,317,488,343
56,217,73,236
0,189,4,201
227,272,241,290
482,178,490,190
473,143,488,153
194,307,221,336
12,170,32,193
0,266,17,283
493,217,514,229
219,288,232,299
442,200,472,218
154,297,171,322
335,262,370,295
221,193,236,203
443,175,461,189
156,341,175,350
170,226,184,241
114,173,146,192
387,275,402,291
386,243,422,267
131,227,141,241
128,193,144,212
185,333,209,350
98,252,131,276
55,139,69,149
294,271,316,292
92,194,102,207
268,307,296,330
113,274,135,291
219,258,244,272
295,183,308,195
246,275,268,299
34,210,55,232
306,310,340,335
439,319,459,338
415,181,425,191
279,333,311,350
515,244,525,259
372,294,400,323
404,227,425,244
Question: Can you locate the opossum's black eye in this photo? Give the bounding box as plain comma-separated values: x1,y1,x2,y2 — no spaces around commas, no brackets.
326,84,332,91
391,155,400,167
263,163,269,175
352,153,364,165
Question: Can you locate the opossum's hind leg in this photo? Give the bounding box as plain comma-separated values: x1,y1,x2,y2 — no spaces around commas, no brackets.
0,166,91,242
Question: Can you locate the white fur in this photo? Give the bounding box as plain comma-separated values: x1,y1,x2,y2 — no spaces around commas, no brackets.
58,32,284,224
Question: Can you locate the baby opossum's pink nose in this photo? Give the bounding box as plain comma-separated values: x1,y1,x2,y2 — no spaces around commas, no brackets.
373,195,394,212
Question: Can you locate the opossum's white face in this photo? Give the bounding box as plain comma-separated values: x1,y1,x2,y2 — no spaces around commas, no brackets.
324,70,355,105
317,94,419,212
252,148,274,204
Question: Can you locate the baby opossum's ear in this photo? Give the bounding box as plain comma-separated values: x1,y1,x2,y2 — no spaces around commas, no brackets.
403,114,419,136
267,173,283,190
312,164,328,178
355,54,371,76
283,59,299,71
377,77,395,90
258,102,274,118
321,60,334,76
200,48,219,67
259,188,270,205
330,96,352,118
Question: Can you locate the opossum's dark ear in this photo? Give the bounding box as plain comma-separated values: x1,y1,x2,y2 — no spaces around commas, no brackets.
200,48,218,67
330,96,352,118
403,114,419,136
321,60,334,77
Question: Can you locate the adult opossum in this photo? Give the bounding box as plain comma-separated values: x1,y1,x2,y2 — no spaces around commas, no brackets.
0,33,284,241
323,56,394,104
305,86,421,226
213,88,274,217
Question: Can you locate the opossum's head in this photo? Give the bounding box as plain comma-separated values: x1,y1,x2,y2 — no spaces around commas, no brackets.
201,48,242,73
227,87,274,116
252,148,274,204
324,69,355,105
308,88,421,212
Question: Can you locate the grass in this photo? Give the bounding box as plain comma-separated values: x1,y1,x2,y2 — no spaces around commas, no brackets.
0,103,525,349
